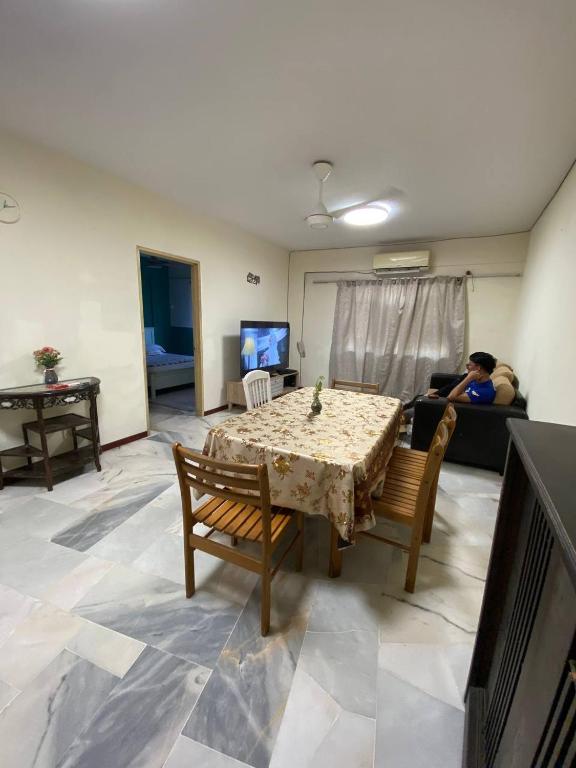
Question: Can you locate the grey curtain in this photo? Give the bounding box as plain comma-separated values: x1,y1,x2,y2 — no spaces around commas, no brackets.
328,276,465,402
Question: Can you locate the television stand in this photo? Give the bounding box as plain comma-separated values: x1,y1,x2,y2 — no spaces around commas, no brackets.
226,370,300,409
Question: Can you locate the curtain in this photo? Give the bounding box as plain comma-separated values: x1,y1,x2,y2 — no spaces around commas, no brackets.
328,276,465,402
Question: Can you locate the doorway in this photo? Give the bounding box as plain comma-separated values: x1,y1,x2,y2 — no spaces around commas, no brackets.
137,248,203,423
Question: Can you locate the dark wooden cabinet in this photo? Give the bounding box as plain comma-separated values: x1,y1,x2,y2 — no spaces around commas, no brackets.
464,420,576,767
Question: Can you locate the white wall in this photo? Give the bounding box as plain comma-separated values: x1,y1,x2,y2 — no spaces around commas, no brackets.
0,130,288,451
288,233,528,387
513,163,576,425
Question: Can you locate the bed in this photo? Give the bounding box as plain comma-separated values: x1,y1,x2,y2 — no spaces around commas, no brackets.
144,328,195,400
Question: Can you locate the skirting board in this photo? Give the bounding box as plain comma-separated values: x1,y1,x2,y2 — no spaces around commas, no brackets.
203,404,228,416
101,431,148,451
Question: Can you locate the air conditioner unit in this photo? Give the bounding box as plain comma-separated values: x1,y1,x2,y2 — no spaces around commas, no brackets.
373,250,430,274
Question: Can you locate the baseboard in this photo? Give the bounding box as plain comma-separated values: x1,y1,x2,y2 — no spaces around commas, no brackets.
101,431,148,451
203,404,228,416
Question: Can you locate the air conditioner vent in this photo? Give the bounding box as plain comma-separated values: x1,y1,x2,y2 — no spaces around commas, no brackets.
373,250,430,273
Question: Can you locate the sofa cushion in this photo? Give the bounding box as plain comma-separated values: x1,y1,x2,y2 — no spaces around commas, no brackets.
492,365,514,383
492,375,516,405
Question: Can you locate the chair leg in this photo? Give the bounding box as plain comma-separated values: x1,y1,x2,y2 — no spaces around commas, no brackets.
423,478,439,544
329,525,342,578
296,511,304,572
261,567,271,636
404,518,426,593
183,538,195,598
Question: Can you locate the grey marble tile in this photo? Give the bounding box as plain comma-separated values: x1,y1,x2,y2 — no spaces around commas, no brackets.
378,593,474,645
165,736,252,767
0,538,87,599
0,602,83,688
298,629,378,718
58,645,210,768
0,496,93,543
52,481,172,552
270,667,375,768
183,572,312,768
0,649,118,768
0,583,40,644
378,643,472,711
38,555,114,610
307,579,382,633
375,666,464,768
133,531,258,607
66,619,145,678
0,679,19,714
74,564,242,667
147,431,204,450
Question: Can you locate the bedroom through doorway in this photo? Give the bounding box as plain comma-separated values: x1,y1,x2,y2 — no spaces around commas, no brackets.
138,249,203,419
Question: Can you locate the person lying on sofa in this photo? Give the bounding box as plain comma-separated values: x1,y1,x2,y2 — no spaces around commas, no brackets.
427,351,497,404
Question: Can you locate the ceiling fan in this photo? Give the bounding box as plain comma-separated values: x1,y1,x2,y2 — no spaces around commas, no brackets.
304,161,393,229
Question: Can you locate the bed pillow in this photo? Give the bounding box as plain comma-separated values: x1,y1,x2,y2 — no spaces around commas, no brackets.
147,344,166,354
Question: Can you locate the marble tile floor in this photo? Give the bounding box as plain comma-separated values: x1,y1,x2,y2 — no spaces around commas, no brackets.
0,403,500,767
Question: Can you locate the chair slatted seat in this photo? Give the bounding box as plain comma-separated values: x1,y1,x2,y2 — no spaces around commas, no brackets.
173,444,304,636
358,403,457,592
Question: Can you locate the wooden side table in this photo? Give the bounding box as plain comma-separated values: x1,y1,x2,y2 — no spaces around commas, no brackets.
0,377,101,491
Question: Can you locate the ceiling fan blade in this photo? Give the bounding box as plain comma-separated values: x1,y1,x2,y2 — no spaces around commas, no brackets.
328,186,406,218
329,187,406,219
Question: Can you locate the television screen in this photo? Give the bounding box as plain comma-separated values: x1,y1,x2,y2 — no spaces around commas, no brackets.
240,321,290,375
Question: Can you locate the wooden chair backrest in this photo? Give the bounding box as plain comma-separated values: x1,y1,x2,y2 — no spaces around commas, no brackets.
243,369,272,409
172,443,271,516
417,406,457,510
332,379,380,395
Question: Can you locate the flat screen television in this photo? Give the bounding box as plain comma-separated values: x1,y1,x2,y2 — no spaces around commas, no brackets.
240,321,290,375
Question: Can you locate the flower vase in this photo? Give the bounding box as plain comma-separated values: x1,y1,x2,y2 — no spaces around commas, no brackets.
44,368,58,385
311,393,322,415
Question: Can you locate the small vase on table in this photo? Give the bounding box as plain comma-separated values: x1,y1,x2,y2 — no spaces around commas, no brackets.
310,375,325,416
44,368,58,385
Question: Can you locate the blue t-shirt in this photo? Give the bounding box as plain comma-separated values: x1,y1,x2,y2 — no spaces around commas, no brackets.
465,378,496,404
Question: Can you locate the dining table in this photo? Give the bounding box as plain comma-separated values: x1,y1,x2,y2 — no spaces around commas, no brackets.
202,386,403,576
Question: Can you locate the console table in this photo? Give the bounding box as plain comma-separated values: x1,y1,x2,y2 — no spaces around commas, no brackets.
463,419,576,767
0,377,101,492
226,370,299,409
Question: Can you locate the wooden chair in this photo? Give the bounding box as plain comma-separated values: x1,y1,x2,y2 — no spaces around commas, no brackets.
172,443,304,636
332,379,380,395
361,404,457,592
243,369,272,409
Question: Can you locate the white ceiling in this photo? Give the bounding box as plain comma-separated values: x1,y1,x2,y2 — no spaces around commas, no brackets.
1,0,575,250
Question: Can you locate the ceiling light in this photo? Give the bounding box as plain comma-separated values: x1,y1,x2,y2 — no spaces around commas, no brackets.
305,201,333,229
341,205,390,226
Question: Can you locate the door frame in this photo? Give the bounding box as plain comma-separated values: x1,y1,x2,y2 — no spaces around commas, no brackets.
136,246,204,422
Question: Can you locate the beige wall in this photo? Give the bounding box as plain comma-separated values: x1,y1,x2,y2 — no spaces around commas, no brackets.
288,233,528,387
0,131,288,450
513,163,576,425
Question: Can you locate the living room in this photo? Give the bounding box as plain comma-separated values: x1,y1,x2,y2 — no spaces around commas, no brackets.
0,3,575,768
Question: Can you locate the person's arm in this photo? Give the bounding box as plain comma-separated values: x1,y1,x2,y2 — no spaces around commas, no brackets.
447,372,480,402
427,375,466,399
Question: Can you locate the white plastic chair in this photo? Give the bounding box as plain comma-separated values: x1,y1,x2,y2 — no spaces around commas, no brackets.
243,370,272,410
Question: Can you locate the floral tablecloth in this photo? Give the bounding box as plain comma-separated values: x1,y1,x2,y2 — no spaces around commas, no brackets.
202,387,402,541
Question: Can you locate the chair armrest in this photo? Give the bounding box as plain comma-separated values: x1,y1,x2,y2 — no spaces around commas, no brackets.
429,373,459,390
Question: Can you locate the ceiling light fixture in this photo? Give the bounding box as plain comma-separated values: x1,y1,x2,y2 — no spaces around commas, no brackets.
341,204,390,226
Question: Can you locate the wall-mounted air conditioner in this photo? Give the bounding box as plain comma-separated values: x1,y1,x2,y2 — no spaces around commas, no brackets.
373,250,430,274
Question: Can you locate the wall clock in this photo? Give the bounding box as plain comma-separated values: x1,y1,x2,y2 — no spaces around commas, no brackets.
0,192,21,224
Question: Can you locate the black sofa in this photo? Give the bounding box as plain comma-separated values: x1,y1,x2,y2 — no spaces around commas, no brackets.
410,373,528,473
